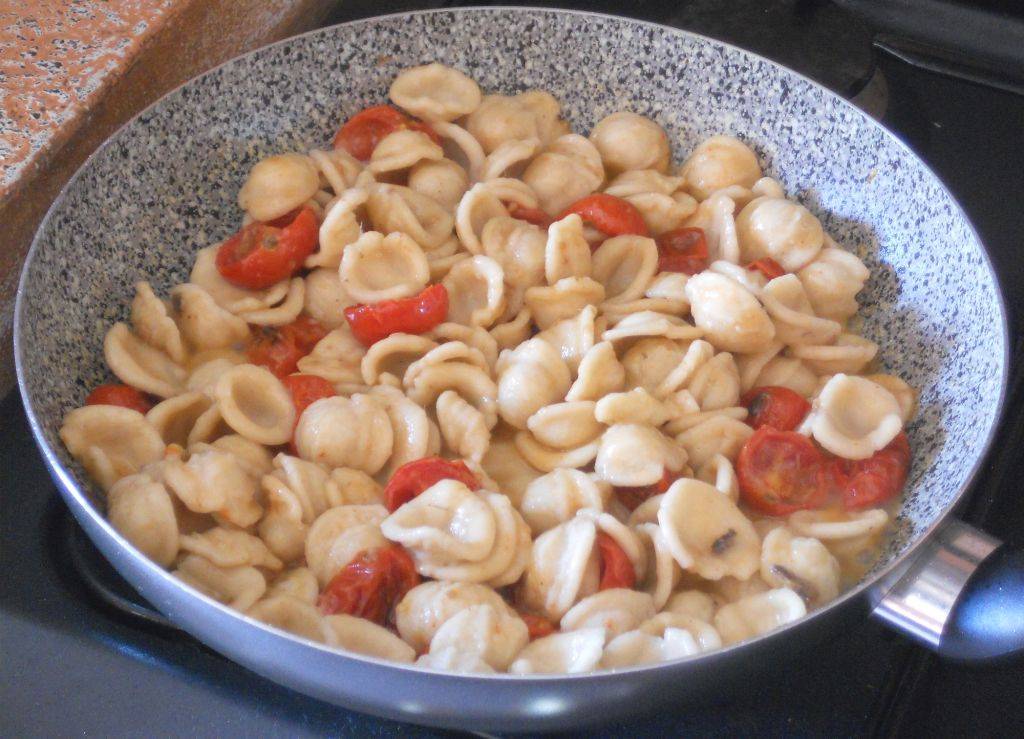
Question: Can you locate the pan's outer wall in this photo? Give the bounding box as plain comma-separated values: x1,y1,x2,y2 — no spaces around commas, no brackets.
15,8,1007,731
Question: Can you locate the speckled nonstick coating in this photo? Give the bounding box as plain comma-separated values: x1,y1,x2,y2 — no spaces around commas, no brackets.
14,7,1009,731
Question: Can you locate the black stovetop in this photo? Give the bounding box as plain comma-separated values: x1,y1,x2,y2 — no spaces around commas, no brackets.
3,2,1024,736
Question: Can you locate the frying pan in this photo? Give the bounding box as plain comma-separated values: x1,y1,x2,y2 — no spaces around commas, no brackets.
14,8,1023,732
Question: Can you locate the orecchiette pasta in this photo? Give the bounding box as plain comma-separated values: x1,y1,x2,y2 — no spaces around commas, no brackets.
238,153,320,221
736,196,824,271
801,374,903,460
679,135,761,201
340,231,429,303
294,394,393,473
519,468,610,535
590,112,670,176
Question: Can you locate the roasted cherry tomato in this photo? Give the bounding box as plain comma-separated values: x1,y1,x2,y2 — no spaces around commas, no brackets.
558,193,648,239
215,207,318,290
596,532,636,590
317,544,421,624
332,104,440,161
737,427,829,516
507,203,554,229
519,612,557,641
836,432,911,510
746,257,785,280
655,227,708,274
281,374,335,420
741,386,811,432
615,469,678,512
344,284,449,347
247,315,328,378
84,384,152,414
383,456,481,512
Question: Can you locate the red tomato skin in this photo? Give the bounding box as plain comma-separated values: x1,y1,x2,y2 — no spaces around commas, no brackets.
596,532,636,590
332,105,439,160
558,194,649,238
519,612,557,641
344,284,449,347
247,315,328,378
840,432,911,510
215,207,318,290
615,469,678,511
746,257,786,280
508,204,554,229
84,384,152,414
737,427,829,516
740,386,811,432
655,227,709,274
383,456,481,512
281,374,335,420
317,544,421,624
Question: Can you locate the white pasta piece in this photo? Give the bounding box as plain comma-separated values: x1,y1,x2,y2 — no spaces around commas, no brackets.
760,528,840,607
238,153,320,221
797,244,869,323
634,522,682,610
294,394,393,473
416,648,495,674
496,338,571,429
787,508,889,541
304,504,389,586
754,355,820,397
60,405,166,491
536,305,599,373
454,182,510,255
389,62,482,121
713,588,806,645
163,445,261,528
408,158,469,211
360,333,438,386
710,573,772,604
602,311,702,344
696,454,740,503
175,554,266,611
684,191,740,263
436,390,490,462
761,274,842,346
430,323,499,371
594,423,687,487
259,455,346,562
369,387,437,478
189,246,290,314
235,277,305,327
637,611,723,652
524,134,604,216
309,188,367,270
592,234,658,304
595,387,674,427
208,433,274,478
653,339,715,399
605,170,697,235
404,340,490,382
180,527,283,571
545,214,592,284
685,271,775,353
406,360,499,430
736,196,824,271
481,215,547,294
214,363,294,445
790,333,878,375
104,322,185,398
517,90,571,144
480,433,541,508
170,284,251,350
802,374,902,460
567,340,626,401
736,341,784,392
426,603,529,672
131,282,187,364
266,567,319,605
600,627,701,668
481,137,541,180
526,401,603,450
323,614,416,663
396,581,515,652
658,478,760,580
708,259,768,297
514,431,600,472
665,404,748,437
520,515,600,621
106,472,179,566
490,307,533,351
308,147,364,196
430,120,486,181
466,93,561,154
620,337,688,394
685,351,741,411
589,112,670,176
302,268,352,329
146,391,221,447
366,184,453,250
339,231,429,303
330,467,384,505
678,135,761,201
519,468,610,535
605,169,685,199
674,415,753,468
247,595,331,643
864,373,918,423
509,628,607,675
561,589,656,640
524,276,606,329
442,255,507,327
295,325,365,386
664,591,717,624
369,129,444,174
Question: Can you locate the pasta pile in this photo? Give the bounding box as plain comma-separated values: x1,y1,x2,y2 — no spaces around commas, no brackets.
60,63,917,674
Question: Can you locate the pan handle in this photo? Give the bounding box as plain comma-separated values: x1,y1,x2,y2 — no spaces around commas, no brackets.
871,519,1024,661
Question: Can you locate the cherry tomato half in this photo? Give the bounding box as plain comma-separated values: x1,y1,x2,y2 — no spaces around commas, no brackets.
746,257,786,280
84,384,152,414
281,374,335,421
317,544,421,624
741,386,811,432
615,469,678,512
332,104,440,161
558,194,648,239
655,227,708,274
247,315,328,378
383,456,481,513
836,432,911,510
596,532,636,590
215,207,318,290
507,203,553,229
737,427,829,516
519,612,557,641
344,284,449,347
